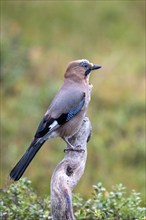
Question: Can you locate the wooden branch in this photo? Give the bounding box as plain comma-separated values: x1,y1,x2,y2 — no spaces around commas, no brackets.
51,117,92,220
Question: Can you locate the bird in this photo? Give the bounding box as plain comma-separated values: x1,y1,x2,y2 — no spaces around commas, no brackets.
9,59,102,181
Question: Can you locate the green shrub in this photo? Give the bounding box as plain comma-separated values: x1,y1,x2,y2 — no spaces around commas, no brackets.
0,178,51,220
73,183,146,220
0,178,145,219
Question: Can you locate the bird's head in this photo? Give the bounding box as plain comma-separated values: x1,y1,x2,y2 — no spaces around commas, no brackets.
65,59,102,82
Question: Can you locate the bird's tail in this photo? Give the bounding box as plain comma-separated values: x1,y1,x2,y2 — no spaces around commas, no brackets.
10,139,45,181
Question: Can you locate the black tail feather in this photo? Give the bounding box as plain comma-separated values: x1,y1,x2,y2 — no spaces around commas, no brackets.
10,139,45,181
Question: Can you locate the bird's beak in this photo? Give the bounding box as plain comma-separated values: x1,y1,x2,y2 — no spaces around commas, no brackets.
91,64,102,70
84,63,102,77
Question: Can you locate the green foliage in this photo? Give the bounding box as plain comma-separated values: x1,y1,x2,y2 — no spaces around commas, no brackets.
0,178,51,220
73,183,146,220
1,179,145,220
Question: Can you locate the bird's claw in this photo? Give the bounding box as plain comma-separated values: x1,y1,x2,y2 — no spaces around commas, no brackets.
64,148,85,153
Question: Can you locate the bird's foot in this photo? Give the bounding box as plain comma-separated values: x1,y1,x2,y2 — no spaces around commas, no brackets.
64,148,85,153
63,137,85,153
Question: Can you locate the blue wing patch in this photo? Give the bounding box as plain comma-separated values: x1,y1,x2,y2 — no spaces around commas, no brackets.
57,95,85,125
66,98,85,121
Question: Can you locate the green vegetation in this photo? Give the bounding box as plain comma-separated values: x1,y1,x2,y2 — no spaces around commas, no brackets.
1,178,145,219
1,0,145,206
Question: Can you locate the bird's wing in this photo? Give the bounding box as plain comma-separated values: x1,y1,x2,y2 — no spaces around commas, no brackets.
35,86,85,139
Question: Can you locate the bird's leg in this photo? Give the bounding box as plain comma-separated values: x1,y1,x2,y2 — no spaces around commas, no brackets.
63,137,85,153
63,137,74,149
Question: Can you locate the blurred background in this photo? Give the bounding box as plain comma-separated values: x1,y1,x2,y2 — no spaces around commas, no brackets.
1,1,145,202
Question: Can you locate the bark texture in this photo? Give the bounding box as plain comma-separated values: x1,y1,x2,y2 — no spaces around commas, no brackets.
51,117,92,220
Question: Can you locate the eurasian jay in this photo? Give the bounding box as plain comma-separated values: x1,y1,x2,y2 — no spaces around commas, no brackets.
10,59,101,181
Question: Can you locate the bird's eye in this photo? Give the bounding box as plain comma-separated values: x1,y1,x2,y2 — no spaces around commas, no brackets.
80,61,89,68
83,63,88,68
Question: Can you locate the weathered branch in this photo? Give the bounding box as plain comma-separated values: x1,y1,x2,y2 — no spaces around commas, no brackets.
51,117,92,220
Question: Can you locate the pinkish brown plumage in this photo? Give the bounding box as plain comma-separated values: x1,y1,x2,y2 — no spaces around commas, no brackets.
10,59,101,181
